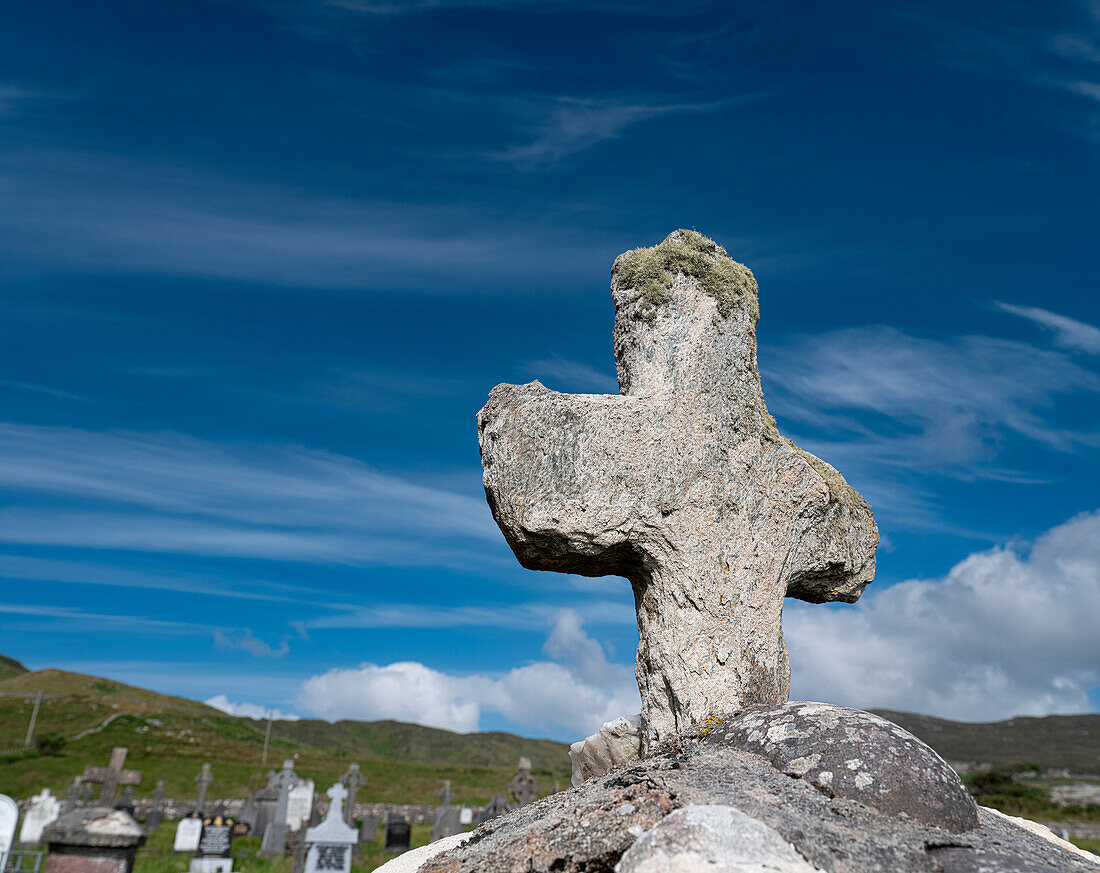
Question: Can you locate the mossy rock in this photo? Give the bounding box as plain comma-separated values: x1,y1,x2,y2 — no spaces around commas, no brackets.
613,229,758,323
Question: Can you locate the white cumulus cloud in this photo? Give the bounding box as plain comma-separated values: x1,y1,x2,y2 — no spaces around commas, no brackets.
296,609,638,738
787,510,1100,721
205,694,300,721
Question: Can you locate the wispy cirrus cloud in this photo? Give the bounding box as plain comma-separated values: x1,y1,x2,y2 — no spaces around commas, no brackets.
996,301,1100,354
762,325,1100,529
214,628,290,658
524,355,617,393
491,97,727,169
0,421,498,569
0,150,607,289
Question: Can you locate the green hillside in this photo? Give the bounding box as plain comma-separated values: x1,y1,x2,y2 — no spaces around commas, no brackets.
266,718,569,773
0,666,571,803
0,655,28,682
874,710,1100,774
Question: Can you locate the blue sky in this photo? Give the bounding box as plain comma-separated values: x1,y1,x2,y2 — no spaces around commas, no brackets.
1,0,1098,740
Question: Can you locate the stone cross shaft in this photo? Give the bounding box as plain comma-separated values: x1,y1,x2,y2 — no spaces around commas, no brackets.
82,746,141,807
438,781,454,807
338,764,366,828
273,760,299,825
478,230,879,751
194,763,214,815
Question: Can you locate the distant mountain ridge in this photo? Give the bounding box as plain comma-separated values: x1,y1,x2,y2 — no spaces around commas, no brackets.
873,709,1100,774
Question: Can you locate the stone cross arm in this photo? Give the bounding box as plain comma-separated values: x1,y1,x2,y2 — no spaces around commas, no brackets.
82,746,141,807
478,230,879,750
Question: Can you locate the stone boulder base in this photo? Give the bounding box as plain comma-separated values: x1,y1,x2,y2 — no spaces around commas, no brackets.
43,808,146,873
418,706,1096,873
703,702,979,833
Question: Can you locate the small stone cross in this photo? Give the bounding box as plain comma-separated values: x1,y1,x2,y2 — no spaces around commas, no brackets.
193,763,214,816
64,777,83,813
82,746,142,807
338,763,366,829
273,760,299,825
479,230,879,751
507,758,539,806
325,782,349,822
437,780,454,807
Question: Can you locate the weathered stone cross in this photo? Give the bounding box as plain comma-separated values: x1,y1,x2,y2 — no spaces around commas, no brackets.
193,763,214,816
479,230,878,752
338,763,366,829
82,746,141,807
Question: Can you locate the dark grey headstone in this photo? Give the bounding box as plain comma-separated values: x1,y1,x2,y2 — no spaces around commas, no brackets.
704,702,980,833
358,815,380,846
383,820,410,852
430,807,461,843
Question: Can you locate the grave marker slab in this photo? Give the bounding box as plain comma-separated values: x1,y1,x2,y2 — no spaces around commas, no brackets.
303,784,357,873
173,818,202,853
285,779,314,832
259,761,298,857
383,819,410,853
0,794,19,871
189,814,235,873
144,782,165,833
20,788,60,844
357,816,380,847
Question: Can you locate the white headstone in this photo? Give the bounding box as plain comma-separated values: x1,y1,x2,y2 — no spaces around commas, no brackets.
19,789,60,844
0,795,18,871
174,816,203,852
458,806,473,826
304,784,357,873
285,779,315,831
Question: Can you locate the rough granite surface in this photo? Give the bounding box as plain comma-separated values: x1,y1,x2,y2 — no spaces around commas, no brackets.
419,736,1097,873
478,230,879,749
703,702,979,833
616,803,821,872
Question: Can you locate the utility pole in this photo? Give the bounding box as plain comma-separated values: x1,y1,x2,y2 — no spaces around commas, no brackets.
25,689,43,747
261,710,273,766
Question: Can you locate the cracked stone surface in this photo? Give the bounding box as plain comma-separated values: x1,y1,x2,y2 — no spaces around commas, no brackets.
702,702,980,833
417,713,1097,873
478,230,879,749
616,804,821,872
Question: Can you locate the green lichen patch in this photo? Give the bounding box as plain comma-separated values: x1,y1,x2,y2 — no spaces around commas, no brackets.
613,229,758,322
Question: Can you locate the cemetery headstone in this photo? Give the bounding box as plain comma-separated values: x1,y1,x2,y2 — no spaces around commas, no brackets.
382,819,410,854
475,796,510,826
285,778,315,832
337,764,365,830
192,764,214,818
63,779,84,815
235,795,257,835
0,794,19,871
430,782,460,843
259,760,298,857
357,815,380,847
478,229,879,752
251,770,281,837
42,806,145,873
81,748,141,808
173,817,202,853
113,788,135,817
303,784,357,873
507,757,539,807
189,813,236,873
144,782,165,833
458,807,473,826
20,788,60,844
